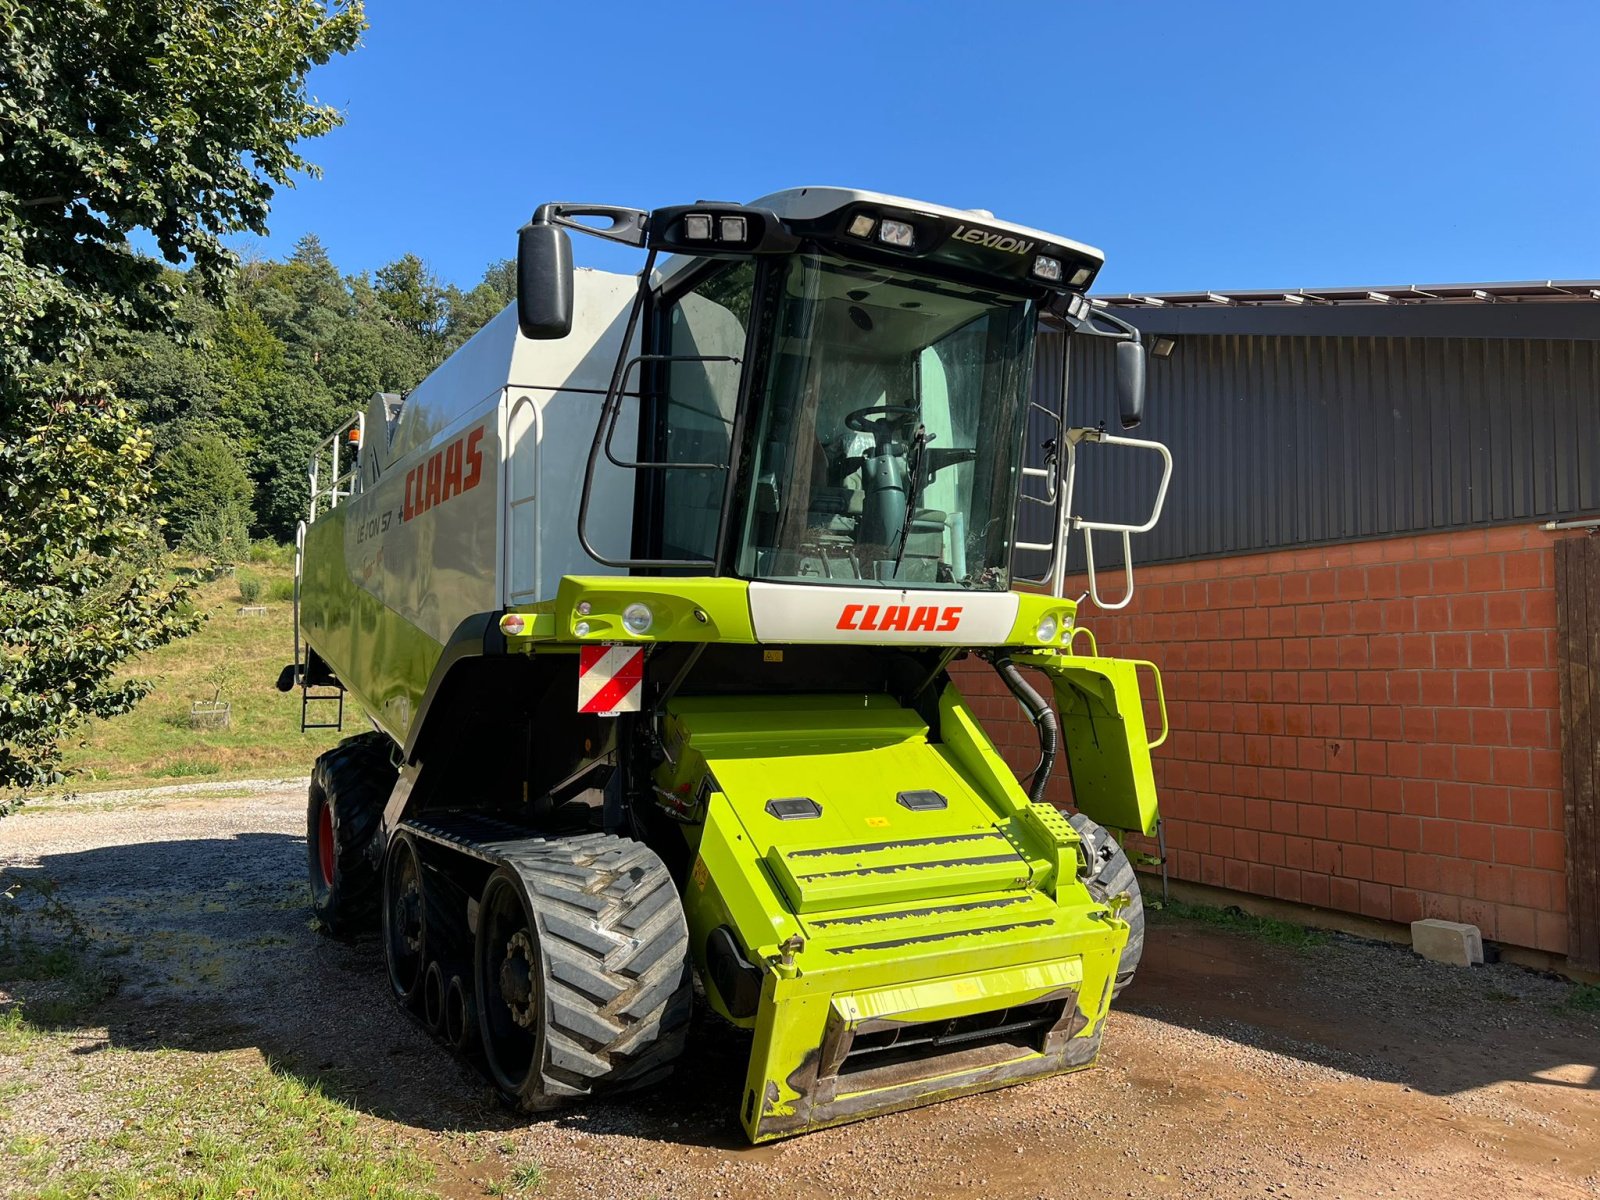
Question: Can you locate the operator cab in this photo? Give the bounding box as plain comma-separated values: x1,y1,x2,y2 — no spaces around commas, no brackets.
518,187,1145,594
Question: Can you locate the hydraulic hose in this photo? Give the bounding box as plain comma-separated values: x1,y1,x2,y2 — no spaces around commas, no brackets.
992,655,1059,803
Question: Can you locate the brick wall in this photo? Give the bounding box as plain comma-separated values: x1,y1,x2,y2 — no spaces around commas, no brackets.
960,524,1573,955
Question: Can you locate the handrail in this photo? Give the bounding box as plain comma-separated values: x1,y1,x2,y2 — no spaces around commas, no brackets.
1052,428,1172,609
1131,659,1169,750
308,411,364,522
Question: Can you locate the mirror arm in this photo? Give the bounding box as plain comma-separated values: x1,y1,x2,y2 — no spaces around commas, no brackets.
532,203,649,247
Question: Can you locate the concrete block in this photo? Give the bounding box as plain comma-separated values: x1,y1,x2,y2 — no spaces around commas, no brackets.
1410,918,1484,967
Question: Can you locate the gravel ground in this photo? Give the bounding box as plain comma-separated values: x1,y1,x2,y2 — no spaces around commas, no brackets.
3,785,1599,1199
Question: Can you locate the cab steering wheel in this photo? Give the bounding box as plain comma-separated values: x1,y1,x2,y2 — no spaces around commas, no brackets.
845,405,922,442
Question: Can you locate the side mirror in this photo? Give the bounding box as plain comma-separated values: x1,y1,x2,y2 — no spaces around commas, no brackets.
1115,340,1146,429
517,222,573,339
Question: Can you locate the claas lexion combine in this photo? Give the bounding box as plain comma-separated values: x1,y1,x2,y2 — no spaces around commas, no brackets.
281,187,1173,1141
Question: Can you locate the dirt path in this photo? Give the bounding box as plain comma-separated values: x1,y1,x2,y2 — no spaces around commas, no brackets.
3,787,1598,1199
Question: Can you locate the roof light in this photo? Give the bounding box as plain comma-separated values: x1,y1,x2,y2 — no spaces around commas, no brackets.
499,613,526,636
1069,266,1094,286
1032,255,1063,283
718,215,747,242
879,219,914,249
683,214,713,241
847,214,876,238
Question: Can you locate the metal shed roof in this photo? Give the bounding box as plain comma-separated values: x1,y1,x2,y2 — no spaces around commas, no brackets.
1095,279,1600,309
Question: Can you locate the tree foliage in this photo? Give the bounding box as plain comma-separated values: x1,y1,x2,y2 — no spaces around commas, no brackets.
0,0,365,807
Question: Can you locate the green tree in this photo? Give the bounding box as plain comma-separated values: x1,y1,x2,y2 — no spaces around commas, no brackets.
0,0,365,806
157,429,257,552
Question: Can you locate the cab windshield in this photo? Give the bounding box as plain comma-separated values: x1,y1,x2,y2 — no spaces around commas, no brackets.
737,254,1036,590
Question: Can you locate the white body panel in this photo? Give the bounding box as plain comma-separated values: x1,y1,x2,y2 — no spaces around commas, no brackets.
339,269,641,644
747,583,1019,645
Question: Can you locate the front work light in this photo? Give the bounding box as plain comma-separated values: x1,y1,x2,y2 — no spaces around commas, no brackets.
1032,256,1063,283
683,214,713,241
1069,266,1094,287
879,219,914,249
622,603,654,635
718,216,748,242
847,214,876,238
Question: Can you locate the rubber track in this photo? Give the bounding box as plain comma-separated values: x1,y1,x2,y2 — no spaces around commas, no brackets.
308,731,396,934
1068,812,1145,998
405,821,692,1107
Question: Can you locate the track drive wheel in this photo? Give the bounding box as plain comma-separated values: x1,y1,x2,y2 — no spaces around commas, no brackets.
306,731,396,936
474,834,692,1111
382,831,430,1006
1068,811,1145,998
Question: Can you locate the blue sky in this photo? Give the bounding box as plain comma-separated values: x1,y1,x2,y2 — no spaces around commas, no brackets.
245,1,1600,294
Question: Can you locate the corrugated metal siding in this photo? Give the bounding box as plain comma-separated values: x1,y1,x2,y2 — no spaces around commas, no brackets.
1018,330,1600,570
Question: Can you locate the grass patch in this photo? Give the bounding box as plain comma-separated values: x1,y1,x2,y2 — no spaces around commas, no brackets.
1562,982,1600,1014
29,1056,438,1199
38,565,353,795
1158,899,1328,948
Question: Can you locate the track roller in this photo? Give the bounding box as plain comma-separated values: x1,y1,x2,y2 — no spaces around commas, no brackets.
473,833,692,1111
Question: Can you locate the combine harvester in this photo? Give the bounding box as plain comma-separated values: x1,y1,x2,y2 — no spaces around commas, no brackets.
281,187,1171,1141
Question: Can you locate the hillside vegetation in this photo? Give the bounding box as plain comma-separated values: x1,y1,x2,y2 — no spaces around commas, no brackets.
51,564,352,793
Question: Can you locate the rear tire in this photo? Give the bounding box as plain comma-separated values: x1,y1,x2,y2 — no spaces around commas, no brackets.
1068,812,1145,998
307,731,396,936
474,833,692,1111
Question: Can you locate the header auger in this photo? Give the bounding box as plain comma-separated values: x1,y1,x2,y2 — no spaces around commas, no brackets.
280,186,1171,1141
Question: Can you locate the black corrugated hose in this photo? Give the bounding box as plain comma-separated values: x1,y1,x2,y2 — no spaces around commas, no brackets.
992,655,1058,803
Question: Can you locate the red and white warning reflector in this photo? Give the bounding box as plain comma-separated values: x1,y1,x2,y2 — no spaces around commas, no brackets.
577,644,644,715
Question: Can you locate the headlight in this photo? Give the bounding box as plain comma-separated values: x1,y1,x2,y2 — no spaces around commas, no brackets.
1035,614,1058,643
879,219,914,249
574,620,591,637
622,603,654,635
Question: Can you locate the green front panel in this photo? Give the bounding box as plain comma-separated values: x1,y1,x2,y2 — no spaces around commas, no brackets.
298,509,443,745
1020,652,1161,836
658,691,1129,1141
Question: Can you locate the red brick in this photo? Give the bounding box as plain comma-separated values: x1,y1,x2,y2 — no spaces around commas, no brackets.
1509,787,1554,829
1503,551,1544,588
1372,847,1406,886
1391,888,1424,925
1302,871,1331,907
1493,827,1532,866
1370,706,1404,741
1371,778,1403,813
1358,882,1392,920
1338,637,1370,668
1535,910,1568,954
1431,558,1468,592
1329,876,1360,912
1485,592,1525,629
1455,745,1495,784
1492,670,1532,709
1400,634,1434,668
1356,810,1385,844
1474,863,1517,904
1448,595,1486,628
1355,741,1387,775
1469,633,1508,669
1435,709,1472,744
1388,815,1422,851
1470,709,1510,746
1436,781,1472,820
1397,561,1431,594
1455,671,1492,707
1530,830,1564,871
1507,631,1550,668
1458,823,1494,862
1466,555,1505,591
1434,633,1469,668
